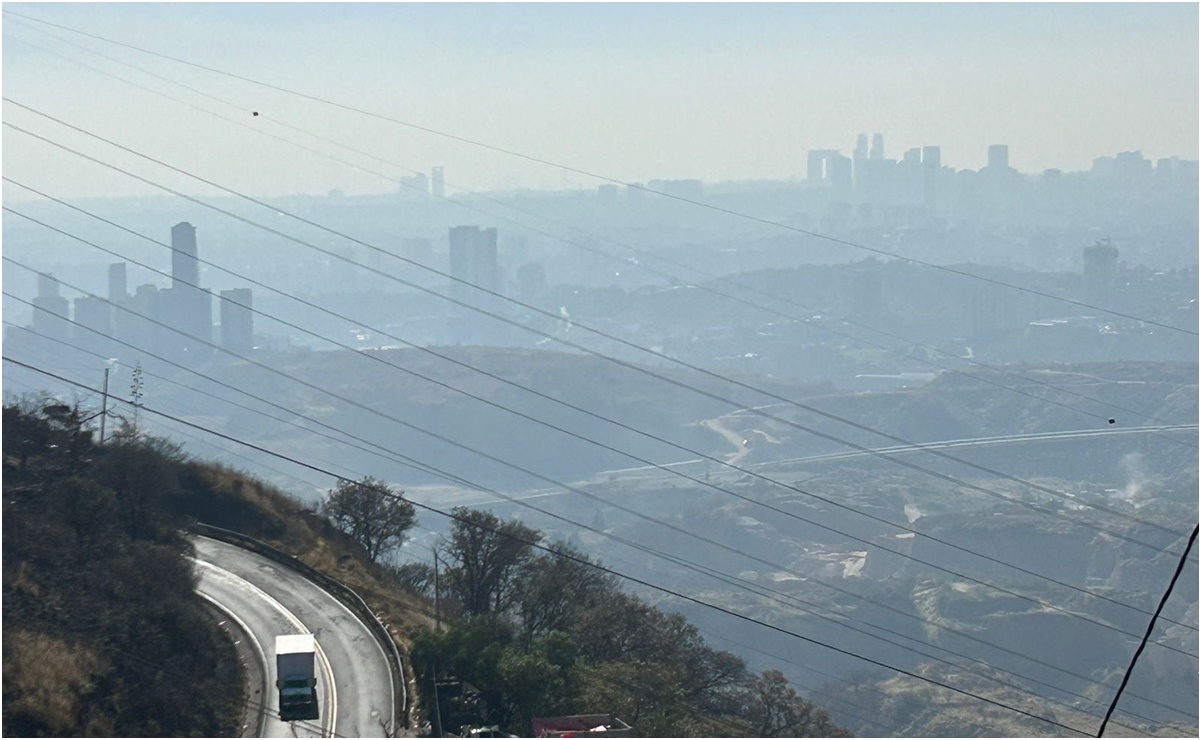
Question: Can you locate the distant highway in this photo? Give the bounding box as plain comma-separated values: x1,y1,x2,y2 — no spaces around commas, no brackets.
194,537,397,738
748,423,1200,471
411,424,1198,509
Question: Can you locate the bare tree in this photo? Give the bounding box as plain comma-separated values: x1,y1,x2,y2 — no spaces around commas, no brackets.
321,477,416,562
442,508,541,617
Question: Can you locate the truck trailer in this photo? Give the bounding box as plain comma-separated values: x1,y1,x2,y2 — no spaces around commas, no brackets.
275,634,320,722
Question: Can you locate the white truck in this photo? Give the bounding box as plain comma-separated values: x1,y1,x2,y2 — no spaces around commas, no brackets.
275,634,319,721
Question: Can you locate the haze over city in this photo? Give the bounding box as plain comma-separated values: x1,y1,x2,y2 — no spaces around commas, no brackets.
2,2,1198,199
2,3,1197,739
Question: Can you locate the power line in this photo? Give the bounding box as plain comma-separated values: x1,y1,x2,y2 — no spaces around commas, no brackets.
0,356,1104,736
8,278,1194,728
0,326,347,491
7,14,1191,730
2,562,340,737
1,306,460,488
4,112,1189,562
620,536,1191,726
1096,524,1200,737
7,221,1194,665
6,21,1188,448
6,296,1190,728
4,7,1193,339
8,182,1190,637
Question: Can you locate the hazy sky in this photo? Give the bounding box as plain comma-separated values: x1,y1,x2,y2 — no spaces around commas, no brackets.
2,2,1197,200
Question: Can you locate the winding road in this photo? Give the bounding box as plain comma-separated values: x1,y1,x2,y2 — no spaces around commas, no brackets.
194,536,398,738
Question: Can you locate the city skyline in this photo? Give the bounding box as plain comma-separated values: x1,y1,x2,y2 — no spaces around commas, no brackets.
2,3,1196,201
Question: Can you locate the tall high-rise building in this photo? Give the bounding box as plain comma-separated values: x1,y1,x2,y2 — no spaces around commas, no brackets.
869,134,885,161
431,167,445,198
32,272,70,339
854,133,869,163
164,221,211,358
219,288,254,355
108,262,128,303
448,226,499,295
72,295,113,356
37,272,60,299
826,154,853,191
171,222,199,289
987,144,1009,170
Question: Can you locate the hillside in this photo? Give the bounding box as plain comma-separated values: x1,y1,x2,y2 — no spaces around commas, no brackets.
2,398,853,738
3,404,245,736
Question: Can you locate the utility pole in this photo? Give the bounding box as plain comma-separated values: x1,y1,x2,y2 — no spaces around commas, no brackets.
432,547,441,630
98,367,110,444
430,664,444,739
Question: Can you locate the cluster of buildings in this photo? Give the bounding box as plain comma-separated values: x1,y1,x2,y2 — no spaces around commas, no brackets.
21,222,255,364
803,133,1198,212
399,166,447,200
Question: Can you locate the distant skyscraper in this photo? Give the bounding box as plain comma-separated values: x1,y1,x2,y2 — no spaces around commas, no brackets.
869,134,884,161
597,184,619,202
987,144,1009,170
164,221,212,358
171,222,199,289
72,295,113,355
448,226,499,295
124,283,164,357
219,288,254,355
854,133,869,163
37,272,60,299
108,262,128,303
901,148,922,166
431,167,445,198
826,154,853,191
31,272,69,339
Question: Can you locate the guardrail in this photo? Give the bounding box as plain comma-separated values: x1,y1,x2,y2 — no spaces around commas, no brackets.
192,522,408,732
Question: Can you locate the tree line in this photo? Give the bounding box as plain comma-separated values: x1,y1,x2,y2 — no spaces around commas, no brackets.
372,503,851,737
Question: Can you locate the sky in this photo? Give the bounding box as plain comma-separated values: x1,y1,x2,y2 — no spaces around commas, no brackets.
1,2,1198,200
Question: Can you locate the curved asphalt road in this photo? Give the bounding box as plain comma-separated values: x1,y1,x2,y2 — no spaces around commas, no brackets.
194,536,396,738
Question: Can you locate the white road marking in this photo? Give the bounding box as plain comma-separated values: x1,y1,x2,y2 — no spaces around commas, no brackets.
194,559,339,738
